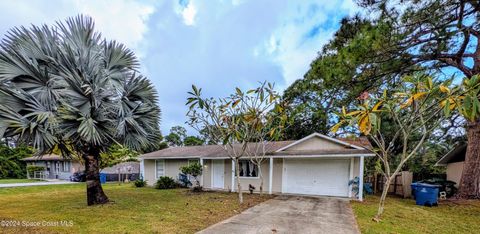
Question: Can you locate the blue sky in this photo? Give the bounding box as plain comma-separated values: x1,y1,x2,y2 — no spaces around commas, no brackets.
0,0,359,135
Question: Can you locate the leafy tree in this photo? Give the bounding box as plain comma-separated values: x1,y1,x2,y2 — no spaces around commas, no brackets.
180,162,203,190
99,144,139,169
355,0,480,199
334,75,445,220
281,16,405,140
0,16,161,205
183,136,204,146
0,144,33,178
165,126,187,146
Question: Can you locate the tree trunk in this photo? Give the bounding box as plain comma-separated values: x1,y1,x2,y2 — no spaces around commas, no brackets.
456,119,480,199
258,166,264,195
234,159,243,204
84,154,109,206
374,176,391,221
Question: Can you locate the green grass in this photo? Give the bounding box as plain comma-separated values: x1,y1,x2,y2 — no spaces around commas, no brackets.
0,179,43,184
351,195,480,234
0,183,272,233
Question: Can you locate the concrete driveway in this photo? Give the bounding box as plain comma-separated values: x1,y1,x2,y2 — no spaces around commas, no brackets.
198,195,359,234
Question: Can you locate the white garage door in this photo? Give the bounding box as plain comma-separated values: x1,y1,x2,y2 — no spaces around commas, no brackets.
283,158,350,197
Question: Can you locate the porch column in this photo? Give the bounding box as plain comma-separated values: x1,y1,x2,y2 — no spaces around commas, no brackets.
359,156,365,201
140,159,145,180
199,158,204,186
268,157,273,194
348,157,354,198
231,159,235,192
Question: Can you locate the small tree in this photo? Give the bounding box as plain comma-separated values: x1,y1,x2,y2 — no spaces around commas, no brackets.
231,82,287,194
187,85,250,203
186,83,282,203
333,75,444,221
180,163,203,191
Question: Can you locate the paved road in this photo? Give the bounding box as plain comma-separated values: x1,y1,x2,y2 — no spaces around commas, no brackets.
0,180,77,188
198,195,360,234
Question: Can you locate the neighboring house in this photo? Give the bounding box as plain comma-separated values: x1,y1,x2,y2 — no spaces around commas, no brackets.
139,132,374,201
22,154,82,180
101,161,140,182
436,144,466,187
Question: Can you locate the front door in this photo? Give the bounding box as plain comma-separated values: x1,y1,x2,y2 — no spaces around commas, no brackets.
212,160,224,189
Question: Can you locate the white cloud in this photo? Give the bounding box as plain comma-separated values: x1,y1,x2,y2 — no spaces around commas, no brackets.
0,0,155,54
257,0,354,88
182,2,197,26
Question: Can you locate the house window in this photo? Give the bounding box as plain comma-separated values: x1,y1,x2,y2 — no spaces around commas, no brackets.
156,160,165,178
238,160,258,178
63,161,70,172
188,159,200,165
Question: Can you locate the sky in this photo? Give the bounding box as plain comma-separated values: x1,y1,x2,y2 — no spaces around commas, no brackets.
0,0,360,135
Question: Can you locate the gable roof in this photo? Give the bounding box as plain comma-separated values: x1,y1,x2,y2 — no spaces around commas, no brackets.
436,144,467,166
140,133,373,159
275,132,369,152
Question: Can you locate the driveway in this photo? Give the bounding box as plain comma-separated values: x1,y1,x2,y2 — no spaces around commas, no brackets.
0,180,77,188
198,195,359,234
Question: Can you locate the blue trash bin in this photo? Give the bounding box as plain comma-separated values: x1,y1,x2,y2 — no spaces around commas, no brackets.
100,173,107,184
411,183,440,206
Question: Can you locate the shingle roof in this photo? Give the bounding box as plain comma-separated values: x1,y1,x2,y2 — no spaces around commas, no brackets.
140,136,372,159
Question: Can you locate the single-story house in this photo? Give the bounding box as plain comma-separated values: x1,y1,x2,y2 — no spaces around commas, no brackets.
22,154,83,180
139,133,374,200
436,144,466,187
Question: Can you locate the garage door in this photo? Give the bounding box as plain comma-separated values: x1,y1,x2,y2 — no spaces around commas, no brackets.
283,158,350,197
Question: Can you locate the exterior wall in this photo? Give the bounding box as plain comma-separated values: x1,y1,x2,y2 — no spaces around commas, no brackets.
164,159,189,179
222,158,283,193
143,156,365,197
353,157,360,178
285,137,346,151
71,161,83,173
271,158,283,193
144,159,156,186
224,159,232,191
447,161,464,187
202,159,212,188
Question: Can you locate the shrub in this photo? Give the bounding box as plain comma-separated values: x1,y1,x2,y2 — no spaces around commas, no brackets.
155,176,176,189
26,165,45,175
134,177,147,187
180,163,203,191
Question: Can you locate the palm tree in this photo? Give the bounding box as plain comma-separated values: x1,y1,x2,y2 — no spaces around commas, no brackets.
0,15,161,205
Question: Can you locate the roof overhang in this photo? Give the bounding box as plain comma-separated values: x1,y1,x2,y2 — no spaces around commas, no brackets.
435,144,467,166
141,153,375,160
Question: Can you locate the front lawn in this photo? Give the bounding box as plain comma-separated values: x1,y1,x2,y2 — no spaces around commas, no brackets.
352,195,480,233
0,183,272,233
0,179,43,184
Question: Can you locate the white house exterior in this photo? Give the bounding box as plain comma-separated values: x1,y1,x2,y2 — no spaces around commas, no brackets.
139,133,374,201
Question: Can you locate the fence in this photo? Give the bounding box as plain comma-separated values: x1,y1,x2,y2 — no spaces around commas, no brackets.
366,171,413,198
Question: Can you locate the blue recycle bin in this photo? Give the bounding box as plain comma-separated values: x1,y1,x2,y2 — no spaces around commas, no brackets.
411,183,440,206
100,173,107,184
